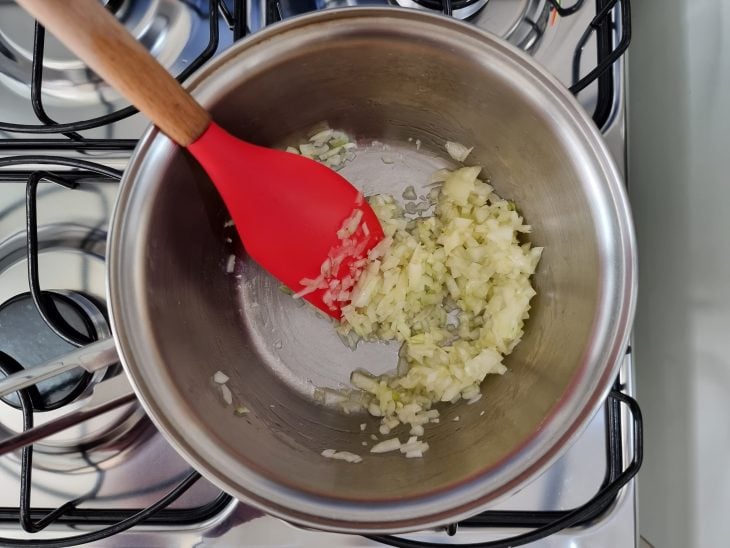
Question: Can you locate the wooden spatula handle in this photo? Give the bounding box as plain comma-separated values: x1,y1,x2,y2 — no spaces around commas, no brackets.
17,0,211,146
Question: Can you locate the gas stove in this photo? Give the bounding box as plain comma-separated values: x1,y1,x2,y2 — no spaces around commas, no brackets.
0,1,639,546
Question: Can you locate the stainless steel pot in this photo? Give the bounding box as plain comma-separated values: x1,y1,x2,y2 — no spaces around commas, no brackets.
0,8,636,533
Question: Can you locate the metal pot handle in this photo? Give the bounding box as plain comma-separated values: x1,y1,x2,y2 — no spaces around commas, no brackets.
0,338,137,457
0,338,117,400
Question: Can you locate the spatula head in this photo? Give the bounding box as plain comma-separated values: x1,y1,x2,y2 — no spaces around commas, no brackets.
188,122,384,317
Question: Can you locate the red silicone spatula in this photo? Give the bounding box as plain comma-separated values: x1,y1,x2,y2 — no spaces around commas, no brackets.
17,0,384,318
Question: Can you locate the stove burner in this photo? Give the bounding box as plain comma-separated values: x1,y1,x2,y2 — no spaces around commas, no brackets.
395,0,490,19
0,223,147,470
104,0,127,14
0,0,217,103
389,0,551,51
0,291,106,412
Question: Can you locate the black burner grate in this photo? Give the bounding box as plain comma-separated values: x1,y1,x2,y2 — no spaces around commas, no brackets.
408,0,485,15
0,1,221,142
367,382,642,548
0,0,238,544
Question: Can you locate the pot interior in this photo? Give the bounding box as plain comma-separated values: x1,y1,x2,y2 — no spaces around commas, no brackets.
111,9,630,530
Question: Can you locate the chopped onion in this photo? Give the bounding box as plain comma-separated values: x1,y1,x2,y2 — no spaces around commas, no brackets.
291,126,356,170
285,137,541,457
213,371,229,384
400,440,429,454
220,384,233,405
320,146,344,160
293,188,372,312
330,160,541,449
370,438,402,453
445,141,474,162
337,208,364,239
321,388,347,405
234,405,250,416
299,143,325,157
226,254,235,273
326,155,343,168
351,370,378,392
321,449,363,463
410,425,424,436
292,278,322,300
310,129,334,145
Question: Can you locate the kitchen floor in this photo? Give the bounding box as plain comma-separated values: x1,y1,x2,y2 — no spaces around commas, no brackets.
629,0,730,546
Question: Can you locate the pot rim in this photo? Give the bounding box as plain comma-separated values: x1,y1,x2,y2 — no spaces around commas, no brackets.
108,7,637,533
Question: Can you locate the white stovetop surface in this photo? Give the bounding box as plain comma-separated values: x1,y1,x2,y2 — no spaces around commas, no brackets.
629,0,730,547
